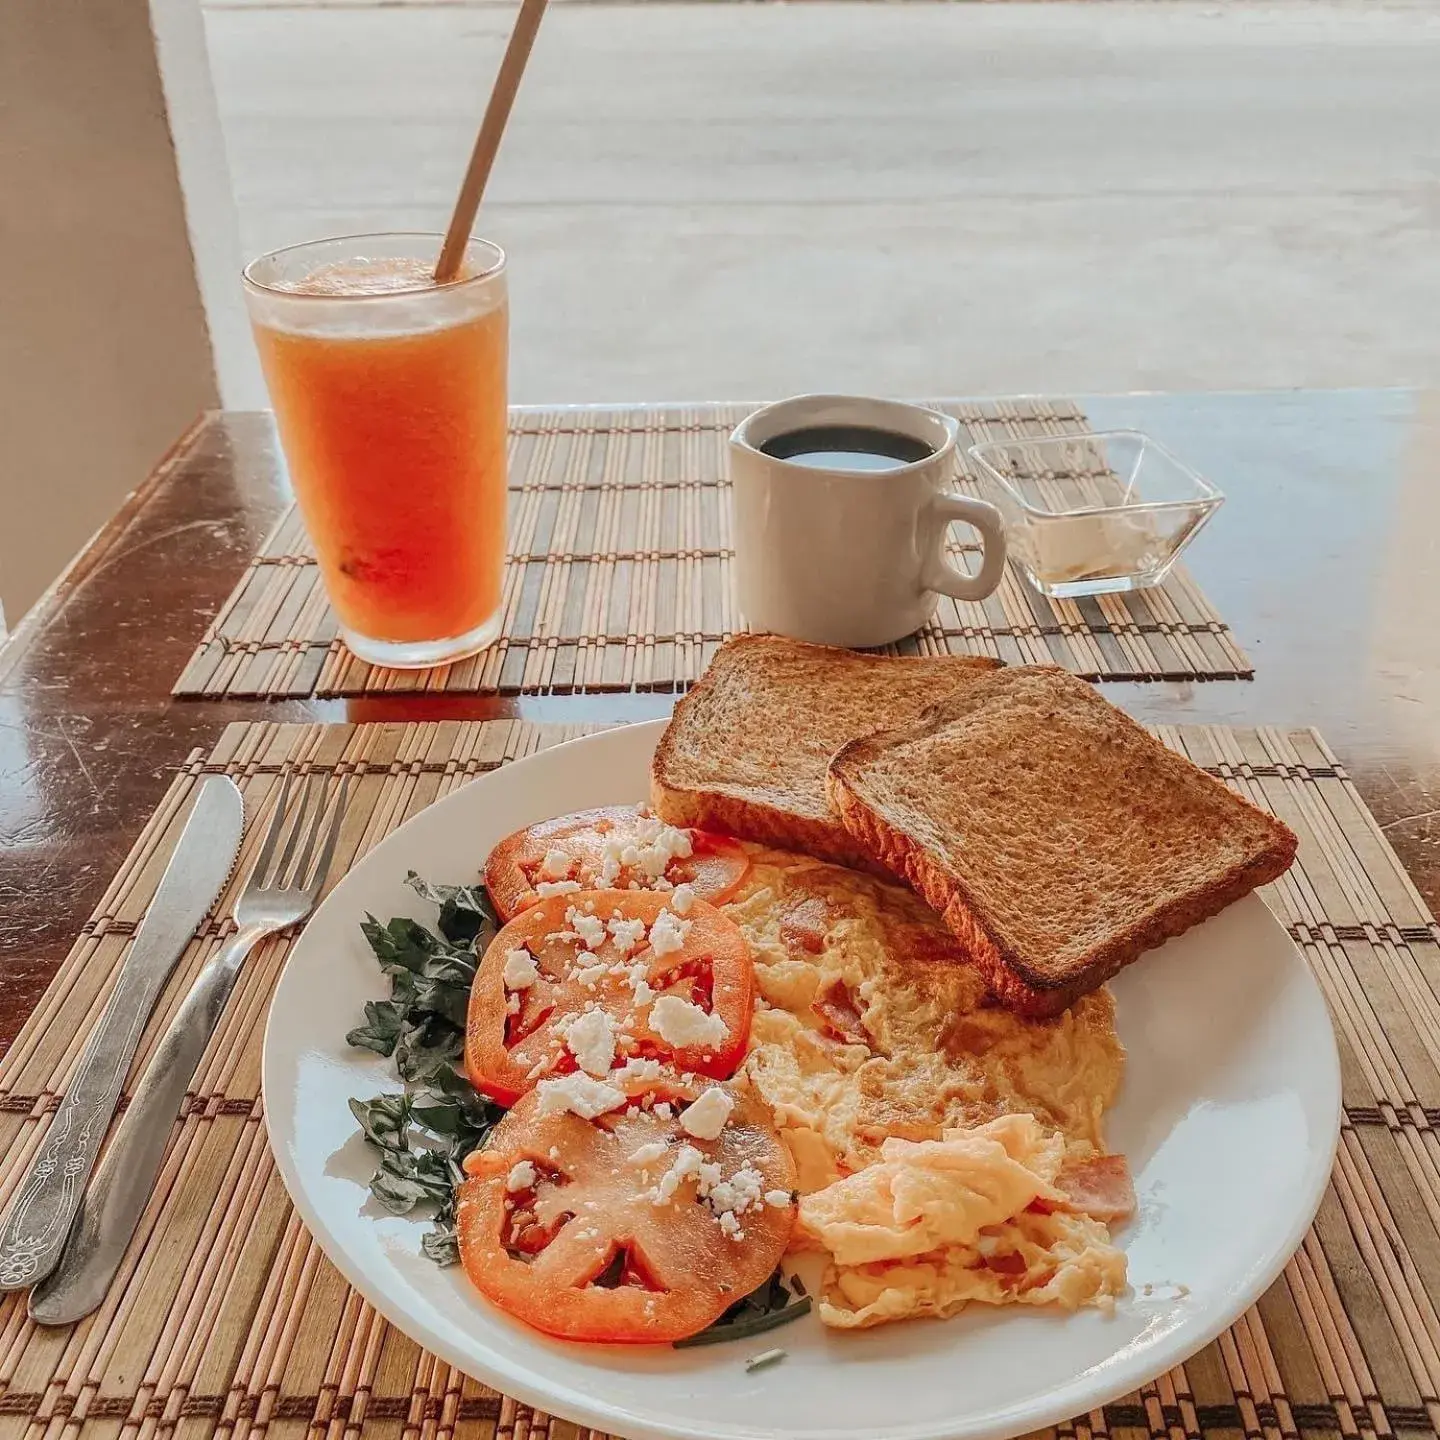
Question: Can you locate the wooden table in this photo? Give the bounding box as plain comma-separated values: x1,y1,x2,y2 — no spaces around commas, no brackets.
3,392,1439,1056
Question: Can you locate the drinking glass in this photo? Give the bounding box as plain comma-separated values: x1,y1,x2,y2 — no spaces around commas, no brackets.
244,233,508,667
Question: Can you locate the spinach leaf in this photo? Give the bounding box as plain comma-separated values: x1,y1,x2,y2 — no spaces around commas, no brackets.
348,876,507,1269
348,1092,412,1150
405,871,498,949
421,1225,461,1267
361,914,440,974
345,999,406,1057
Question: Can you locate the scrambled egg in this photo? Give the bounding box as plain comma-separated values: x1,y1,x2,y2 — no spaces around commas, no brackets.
719,849,1129,1327
797,1115,1127,1328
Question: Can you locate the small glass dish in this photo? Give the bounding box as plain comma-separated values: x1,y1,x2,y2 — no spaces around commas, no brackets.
967,429,1223,599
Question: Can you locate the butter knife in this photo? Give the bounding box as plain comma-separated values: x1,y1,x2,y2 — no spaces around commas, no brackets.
0,776,244,1292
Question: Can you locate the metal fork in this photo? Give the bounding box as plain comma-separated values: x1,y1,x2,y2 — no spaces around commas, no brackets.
29,770,352,1325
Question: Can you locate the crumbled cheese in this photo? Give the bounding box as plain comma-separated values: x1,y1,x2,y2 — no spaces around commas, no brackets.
535,1074,626,1119
670,883,696,915
506,994,521,1015
652,1144,768,1238
650,995,728,1049
597,834,625,887
566,906,608,951
651,1143,705,1204
548,1146,561,1160
648,909,692,957
613,1056,665,1085
705,1164,764,1217
618,959,656,1005
628,1141,670,1166
538,848,573,881
764,1189,792,1208
679,1087,735,1141
562,1009,617,1077
536,879,582,898
655,1101,674,1120
634,846,669,880
506,1160,537,1192
633,818,693,878
607,914,647,955
502,949,538,989
573,961,609,990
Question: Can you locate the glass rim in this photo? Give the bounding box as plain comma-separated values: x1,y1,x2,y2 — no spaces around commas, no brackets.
242,231,506,301
967,429,1224,520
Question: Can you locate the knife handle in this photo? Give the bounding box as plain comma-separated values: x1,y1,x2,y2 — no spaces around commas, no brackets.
0,959,174,1291
27,924,270,1325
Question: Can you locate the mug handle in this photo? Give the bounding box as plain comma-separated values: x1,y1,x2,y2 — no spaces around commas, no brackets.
923,493,1008,601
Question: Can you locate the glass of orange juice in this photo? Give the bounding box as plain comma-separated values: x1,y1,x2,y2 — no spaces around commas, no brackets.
243,233,508,668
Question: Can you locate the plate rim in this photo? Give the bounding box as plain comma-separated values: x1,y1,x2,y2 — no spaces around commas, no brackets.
261,718,1342,1440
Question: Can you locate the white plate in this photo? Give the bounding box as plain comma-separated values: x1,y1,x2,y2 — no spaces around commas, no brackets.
262,720,1341,1440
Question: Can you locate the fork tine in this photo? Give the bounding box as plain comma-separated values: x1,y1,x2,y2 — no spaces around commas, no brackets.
249,770,294,890
299,773,351,901
286,773,330,889
271,772,318,886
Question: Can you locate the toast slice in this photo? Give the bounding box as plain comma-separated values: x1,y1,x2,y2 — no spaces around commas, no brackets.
827,665,1298,1016
651,635,1001,868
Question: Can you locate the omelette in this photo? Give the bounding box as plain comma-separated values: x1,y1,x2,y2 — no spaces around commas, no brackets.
717,846,1130,1328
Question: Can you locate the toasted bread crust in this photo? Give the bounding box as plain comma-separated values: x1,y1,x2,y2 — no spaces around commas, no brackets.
827,667,1299,1016
829,770,1296,1015
651,779,884,871
651,635,1001,870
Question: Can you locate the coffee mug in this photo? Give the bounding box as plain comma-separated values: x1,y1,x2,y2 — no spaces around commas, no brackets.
729,395,1007,648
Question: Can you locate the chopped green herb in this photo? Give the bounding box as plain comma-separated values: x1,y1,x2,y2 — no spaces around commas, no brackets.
347,876,505,1264
744,1348,787,1373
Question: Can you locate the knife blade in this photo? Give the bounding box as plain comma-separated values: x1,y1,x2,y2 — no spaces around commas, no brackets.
0,776,245,1292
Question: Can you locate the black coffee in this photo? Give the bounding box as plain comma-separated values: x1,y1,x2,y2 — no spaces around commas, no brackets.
759,424,934,473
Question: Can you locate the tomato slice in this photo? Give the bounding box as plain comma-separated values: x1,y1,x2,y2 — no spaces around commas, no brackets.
456,1087,797,1343
466,891,756,1105
484,806,751,921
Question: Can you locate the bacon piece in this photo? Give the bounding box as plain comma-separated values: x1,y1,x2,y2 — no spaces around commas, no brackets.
780,893,834,955
811,979,867,1046
1055,1153,1135,1223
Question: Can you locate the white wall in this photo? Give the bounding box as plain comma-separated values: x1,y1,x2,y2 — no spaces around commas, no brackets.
0,0,226,620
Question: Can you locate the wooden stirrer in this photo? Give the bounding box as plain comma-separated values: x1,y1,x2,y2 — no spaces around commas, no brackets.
434,0,550,284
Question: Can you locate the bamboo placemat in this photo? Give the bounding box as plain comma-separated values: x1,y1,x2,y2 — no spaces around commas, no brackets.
1,718,1428,1440
172,399,1251,699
